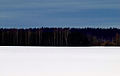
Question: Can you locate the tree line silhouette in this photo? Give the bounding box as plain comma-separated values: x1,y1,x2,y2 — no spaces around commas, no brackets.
0,28,120,46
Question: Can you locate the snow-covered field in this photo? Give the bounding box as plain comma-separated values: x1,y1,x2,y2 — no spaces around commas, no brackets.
0,47,120,76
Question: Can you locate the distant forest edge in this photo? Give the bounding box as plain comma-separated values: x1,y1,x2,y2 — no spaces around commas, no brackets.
0,28,120,46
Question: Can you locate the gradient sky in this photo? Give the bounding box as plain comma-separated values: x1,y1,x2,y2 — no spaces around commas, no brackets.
0,0,120,28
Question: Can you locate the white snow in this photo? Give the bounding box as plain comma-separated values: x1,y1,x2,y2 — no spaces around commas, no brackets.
0,47,120,76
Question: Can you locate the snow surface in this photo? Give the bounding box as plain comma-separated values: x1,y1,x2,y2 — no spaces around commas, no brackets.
0,47,120,76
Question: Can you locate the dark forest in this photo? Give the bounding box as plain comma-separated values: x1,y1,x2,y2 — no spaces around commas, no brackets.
0,28,120,46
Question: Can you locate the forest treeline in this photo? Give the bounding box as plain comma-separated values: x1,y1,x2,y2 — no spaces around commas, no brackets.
0,28,120,46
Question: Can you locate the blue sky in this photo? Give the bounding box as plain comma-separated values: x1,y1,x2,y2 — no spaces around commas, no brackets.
0,0,120,28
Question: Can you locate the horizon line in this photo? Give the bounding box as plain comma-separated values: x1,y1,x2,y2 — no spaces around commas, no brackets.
0,27,120,29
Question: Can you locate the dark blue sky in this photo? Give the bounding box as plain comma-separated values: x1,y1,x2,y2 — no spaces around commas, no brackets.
0,0,120,28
